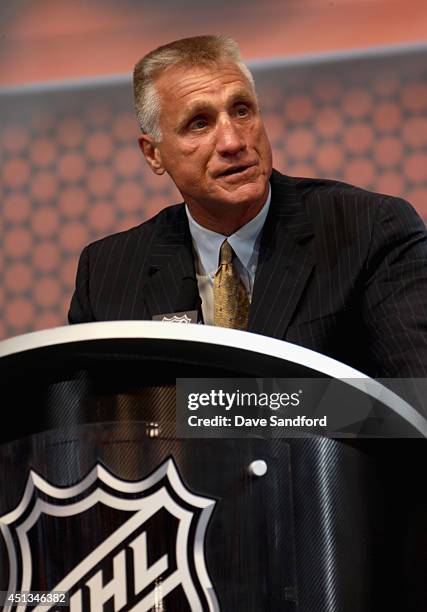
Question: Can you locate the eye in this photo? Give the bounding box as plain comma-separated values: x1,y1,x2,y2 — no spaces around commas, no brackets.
235,104,250,117
189,117,208,131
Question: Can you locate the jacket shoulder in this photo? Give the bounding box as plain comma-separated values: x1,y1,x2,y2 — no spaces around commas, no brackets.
292,174,414,212
84,202,185,255
272,170,423,225
276,171,395,206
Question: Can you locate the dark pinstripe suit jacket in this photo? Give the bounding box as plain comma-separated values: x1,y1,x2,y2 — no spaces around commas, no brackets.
69,170,427,377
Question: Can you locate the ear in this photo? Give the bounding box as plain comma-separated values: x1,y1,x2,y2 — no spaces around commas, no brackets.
138,135,165,175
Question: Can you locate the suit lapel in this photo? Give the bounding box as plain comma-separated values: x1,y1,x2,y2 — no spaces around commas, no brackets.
249,171,315,339
142,206,201,319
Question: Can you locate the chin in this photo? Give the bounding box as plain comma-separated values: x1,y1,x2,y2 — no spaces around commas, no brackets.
227,181,266,206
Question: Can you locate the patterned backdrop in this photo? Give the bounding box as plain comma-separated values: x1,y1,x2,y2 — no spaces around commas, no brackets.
1,48,427,340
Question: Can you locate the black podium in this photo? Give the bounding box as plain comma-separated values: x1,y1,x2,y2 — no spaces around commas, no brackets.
0,322,425,612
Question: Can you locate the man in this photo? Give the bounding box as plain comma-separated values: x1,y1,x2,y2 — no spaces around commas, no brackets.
69,35,427,378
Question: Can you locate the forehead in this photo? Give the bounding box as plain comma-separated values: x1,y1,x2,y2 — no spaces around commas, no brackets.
155,62,255,110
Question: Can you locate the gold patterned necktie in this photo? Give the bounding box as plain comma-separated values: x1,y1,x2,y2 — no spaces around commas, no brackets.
213,240,250,330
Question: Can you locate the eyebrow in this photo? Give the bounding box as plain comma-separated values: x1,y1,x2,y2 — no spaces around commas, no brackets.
177,89,256,130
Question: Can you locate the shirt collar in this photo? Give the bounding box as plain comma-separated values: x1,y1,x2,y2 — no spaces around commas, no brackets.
186,183,271,275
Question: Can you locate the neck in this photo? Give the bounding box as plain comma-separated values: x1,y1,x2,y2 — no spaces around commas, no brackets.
187,197,267,236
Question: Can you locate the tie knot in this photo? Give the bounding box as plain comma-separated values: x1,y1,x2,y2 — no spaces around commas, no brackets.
219,240,233,265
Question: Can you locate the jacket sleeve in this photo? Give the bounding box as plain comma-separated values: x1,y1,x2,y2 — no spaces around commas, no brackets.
362,196,427,377
68,246,95,324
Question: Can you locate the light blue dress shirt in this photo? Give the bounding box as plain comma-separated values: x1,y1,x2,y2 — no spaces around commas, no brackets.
185,184,272,324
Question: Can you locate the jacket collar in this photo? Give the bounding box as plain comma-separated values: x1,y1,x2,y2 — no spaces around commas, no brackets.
142,170,315,338
248,170,315,338
142,206,201,320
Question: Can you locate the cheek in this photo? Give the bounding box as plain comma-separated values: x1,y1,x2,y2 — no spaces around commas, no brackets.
161,146,196,174
171,139,203,164
257,130,272,161
182,143,200,157
249,122,267,145
182,145,213,178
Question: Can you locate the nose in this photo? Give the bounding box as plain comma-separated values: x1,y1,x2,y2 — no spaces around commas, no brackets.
215,115,246,157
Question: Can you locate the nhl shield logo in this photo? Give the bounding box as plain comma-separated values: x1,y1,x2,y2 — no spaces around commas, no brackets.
161,314,192,324
0,458,220,611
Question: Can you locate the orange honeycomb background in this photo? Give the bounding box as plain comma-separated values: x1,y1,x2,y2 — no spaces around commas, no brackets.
1,49,427,340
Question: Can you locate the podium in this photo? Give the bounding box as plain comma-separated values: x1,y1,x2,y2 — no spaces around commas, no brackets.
0,322,425,611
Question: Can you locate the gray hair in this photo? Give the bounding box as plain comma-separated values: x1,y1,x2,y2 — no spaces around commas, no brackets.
133,35,256,141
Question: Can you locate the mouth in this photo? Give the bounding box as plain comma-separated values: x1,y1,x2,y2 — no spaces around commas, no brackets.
216,163,257,178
